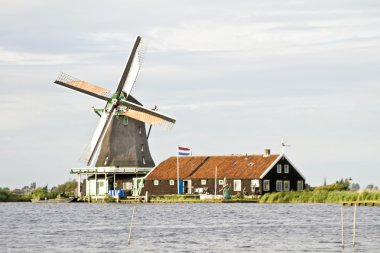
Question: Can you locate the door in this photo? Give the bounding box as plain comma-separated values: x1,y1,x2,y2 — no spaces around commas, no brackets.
178,179,184,194
186,180,192,194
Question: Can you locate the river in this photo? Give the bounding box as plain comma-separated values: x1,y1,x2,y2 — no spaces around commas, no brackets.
1,203,379,252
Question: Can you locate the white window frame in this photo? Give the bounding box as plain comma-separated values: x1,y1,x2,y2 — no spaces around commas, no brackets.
284,164,289,173
277,164,282,173
263,180,270,191
201,179,207,185
251,179,259,188
169,180,175,186
138,126,142,135
276,180,283,191
297,180,304,191
122,182,133,190
218,179,224,185
284,180,290,191
154,180,159,186
233,180,242,191
141,144,144,152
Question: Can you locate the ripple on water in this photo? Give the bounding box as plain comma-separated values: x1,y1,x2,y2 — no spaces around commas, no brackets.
1,203,380,252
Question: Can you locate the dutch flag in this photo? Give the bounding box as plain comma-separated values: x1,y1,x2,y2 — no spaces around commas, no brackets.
178,146,191,156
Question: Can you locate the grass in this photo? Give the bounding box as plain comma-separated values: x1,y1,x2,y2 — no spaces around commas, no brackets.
259,190,380,203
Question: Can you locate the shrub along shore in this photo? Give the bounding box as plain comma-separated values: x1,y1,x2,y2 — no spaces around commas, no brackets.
259,190,380,203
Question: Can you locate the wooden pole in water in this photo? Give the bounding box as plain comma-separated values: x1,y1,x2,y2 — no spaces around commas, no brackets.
128,205,136,246
352,203,357,247
341,205,344,248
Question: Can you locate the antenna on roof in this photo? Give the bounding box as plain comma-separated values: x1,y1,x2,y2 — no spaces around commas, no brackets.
281,138,291,154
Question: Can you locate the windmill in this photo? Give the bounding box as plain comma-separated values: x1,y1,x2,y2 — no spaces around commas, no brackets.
54,36,176,198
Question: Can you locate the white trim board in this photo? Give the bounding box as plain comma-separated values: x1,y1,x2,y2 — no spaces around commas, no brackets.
259,154,306,180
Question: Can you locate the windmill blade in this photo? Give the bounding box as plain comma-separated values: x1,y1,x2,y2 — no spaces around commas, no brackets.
118,99,176,129
54,72,112,101
115,36,146,98
87,109,116,166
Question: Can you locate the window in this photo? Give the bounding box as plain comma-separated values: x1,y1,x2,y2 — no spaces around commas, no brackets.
284,164,289,173
138,126,142,135
297,180,304,191
284,180,290,191
141,144,144,152
142,156,146,165
201,179,207,185
263,180,270,191
251,179,259,187
277,164,282,173
169,180,175,185
276,180,283,191
154,180,159,186
123,182,133,190
233,180,242,191
218,179,224,185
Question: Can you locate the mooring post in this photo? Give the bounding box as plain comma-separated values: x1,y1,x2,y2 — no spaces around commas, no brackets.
341,205,344,249
353,203,357,247
128,205,136,246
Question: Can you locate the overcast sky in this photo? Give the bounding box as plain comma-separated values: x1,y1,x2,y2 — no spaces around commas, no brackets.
1,0,379,189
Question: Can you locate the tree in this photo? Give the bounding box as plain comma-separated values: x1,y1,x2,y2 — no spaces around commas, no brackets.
32,186,48,199
350,183,360,191
366,184,374,191
30,182,36,190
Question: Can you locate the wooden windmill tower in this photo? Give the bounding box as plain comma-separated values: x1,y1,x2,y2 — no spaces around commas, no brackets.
54,36,176,199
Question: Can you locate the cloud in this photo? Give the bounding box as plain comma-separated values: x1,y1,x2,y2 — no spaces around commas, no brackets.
0,48,103,65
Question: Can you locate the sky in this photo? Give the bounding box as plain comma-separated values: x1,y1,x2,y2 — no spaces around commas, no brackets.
0,0,379,189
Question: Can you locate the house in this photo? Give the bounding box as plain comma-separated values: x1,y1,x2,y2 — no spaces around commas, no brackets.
142,149,305,196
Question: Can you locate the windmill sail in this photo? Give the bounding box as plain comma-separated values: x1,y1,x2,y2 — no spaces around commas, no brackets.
118,99,176,129
54,72,112,101
115,36,146,98
87,110,116,166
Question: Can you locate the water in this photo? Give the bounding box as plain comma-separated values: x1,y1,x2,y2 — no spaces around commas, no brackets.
1,203,380,252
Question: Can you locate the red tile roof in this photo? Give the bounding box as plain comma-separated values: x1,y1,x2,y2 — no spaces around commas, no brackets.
146,155,280,180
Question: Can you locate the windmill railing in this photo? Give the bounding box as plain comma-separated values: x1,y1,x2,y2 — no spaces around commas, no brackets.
70,167,153,174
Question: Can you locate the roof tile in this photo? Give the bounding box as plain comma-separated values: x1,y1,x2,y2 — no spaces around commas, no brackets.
146,155,280,180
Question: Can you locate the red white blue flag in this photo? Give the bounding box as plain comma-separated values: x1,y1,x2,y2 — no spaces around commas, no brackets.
178,146,191,156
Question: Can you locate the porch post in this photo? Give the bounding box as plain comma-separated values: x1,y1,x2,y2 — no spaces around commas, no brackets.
86,174,89,198
77,174,81,198
95,173,98,201
113,170,116,190
105,173,108,196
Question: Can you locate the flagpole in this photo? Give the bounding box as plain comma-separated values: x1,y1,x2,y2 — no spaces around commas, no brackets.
214,166,218,197
177,146,179,194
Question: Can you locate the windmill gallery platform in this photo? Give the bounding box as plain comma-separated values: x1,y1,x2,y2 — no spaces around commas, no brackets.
54,36,306,200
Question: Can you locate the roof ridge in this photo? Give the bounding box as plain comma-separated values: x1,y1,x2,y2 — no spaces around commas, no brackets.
171,154,280,159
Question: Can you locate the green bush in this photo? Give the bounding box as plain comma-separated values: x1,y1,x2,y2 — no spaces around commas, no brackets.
259,190,380,203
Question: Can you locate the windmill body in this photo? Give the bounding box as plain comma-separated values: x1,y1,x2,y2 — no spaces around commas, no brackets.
54,37,175,199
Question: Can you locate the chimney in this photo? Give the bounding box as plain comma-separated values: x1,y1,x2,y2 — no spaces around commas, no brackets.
264,149,271,157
